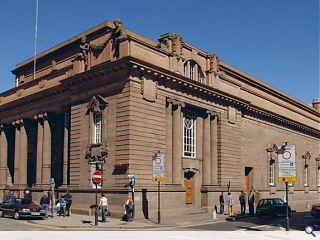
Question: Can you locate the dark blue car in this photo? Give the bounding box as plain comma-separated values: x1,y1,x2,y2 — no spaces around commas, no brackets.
0,197,45,220
256,198,292,218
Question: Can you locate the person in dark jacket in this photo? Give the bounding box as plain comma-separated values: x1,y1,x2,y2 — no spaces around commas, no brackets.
248,190,255,216
219,192,225,214
40,192,50,218
64,190,72,216
239,191,246,215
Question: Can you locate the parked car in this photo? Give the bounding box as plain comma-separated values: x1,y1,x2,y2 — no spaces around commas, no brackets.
311,204,320,217
256,198,292,218
0,197,46,220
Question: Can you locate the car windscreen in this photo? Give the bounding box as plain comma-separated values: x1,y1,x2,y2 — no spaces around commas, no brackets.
274,198,285,205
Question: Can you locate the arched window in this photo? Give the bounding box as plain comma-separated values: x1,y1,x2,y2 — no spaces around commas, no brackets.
184,60,204,83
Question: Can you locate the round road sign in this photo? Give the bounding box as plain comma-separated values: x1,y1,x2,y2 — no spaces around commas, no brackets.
92,170,102,184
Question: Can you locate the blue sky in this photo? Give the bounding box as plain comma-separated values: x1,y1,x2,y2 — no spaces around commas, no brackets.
0,0,319,105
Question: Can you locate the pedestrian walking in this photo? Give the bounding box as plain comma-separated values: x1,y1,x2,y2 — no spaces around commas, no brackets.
219,192,225,214
227,192,234,216
64,190,72,216
99,193,108,223
248,190,255,216
40,191,50,218
239,191,246,215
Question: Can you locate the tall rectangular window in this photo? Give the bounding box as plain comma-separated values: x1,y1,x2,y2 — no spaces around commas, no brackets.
268,160,275,186
183,112,196,158
93,112,102,144
318,166,320,187
304,164,308,186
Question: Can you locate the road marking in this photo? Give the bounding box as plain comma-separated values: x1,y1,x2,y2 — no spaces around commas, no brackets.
235,224,269,231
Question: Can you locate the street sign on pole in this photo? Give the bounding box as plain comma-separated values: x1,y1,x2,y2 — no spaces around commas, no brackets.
92,170,102,184
277,145,297,183
152,152,165,182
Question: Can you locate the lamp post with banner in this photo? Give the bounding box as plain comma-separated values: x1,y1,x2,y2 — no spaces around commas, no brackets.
277,143,296,232
152,150,165,224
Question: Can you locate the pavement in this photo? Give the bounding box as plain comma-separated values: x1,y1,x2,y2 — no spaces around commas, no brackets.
25,211,239,230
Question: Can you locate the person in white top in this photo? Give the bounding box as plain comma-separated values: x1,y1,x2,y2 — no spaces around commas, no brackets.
227,192,234,216
99,193,108,223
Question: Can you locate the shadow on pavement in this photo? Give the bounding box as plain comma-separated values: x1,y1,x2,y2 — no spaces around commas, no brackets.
232,211,318,231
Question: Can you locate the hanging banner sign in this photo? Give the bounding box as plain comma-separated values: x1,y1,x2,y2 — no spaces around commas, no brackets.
278,144,297,183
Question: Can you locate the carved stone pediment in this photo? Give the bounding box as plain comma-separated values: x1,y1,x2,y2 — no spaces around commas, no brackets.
86,95,108,114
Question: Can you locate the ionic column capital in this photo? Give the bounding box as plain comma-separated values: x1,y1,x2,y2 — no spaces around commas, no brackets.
34,112,48,121
167,98,185,108
12,119,24,128
206,110,220,120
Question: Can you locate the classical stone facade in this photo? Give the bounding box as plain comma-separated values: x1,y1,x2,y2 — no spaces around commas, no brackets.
0,20,319,217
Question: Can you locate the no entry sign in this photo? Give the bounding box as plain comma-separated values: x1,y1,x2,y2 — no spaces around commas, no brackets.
92,170,102,184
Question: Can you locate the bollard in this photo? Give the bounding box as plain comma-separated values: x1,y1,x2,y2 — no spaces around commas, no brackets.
212,208,217,220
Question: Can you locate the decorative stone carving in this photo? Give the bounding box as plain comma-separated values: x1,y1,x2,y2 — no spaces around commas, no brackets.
227,106,237,124
206,52,220,75
85,143,109,163
86,95,108,114
12,118,24,128
158,33,183,60
171,34,183,60
141,78,157,102
210,54,219,75
157,37,169,52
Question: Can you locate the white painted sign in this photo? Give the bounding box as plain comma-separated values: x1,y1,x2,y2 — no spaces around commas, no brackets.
278,145,297,182
152,152,165,182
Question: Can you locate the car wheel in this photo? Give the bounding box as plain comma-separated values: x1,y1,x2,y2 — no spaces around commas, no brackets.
14,211,20,220
0,210,3,217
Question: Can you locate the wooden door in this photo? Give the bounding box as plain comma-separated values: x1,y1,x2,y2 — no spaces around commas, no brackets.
185,179,193,204
245,175,250,194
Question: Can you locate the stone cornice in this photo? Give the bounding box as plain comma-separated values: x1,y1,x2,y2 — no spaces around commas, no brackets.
220,63,319,117
130,58,320,138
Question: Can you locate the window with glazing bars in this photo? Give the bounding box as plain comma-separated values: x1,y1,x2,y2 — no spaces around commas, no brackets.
268,161,275,186
93,112,102,144
183,112,196,158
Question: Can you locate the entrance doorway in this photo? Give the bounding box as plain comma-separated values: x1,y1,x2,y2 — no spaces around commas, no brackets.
184,171,195,204
245,167,253,194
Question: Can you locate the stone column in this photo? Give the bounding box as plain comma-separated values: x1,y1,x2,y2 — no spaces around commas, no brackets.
172,101,183,184
210,113,218,185
166,100,173,183
35,114,44,185
42,114,51,186
196,116,203,160
13,120,21,185
63,107,70,186
0,125,8,186
202,112,211,185
19,122,28,186
89,111,94,144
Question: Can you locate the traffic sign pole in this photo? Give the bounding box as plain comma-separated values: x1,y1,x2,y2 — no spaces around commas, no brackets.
92,169,102,226
285,182,289,231
95,183,98,226
132,187,135,219
158,181,161,224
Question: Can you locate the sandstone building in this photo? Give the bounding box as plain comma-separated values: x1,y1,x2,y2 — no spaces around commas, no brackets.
0,20,319,217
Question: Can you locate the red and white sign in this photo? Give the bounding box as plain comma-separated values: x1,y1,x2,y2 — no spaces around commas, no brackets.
92,170,102,184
